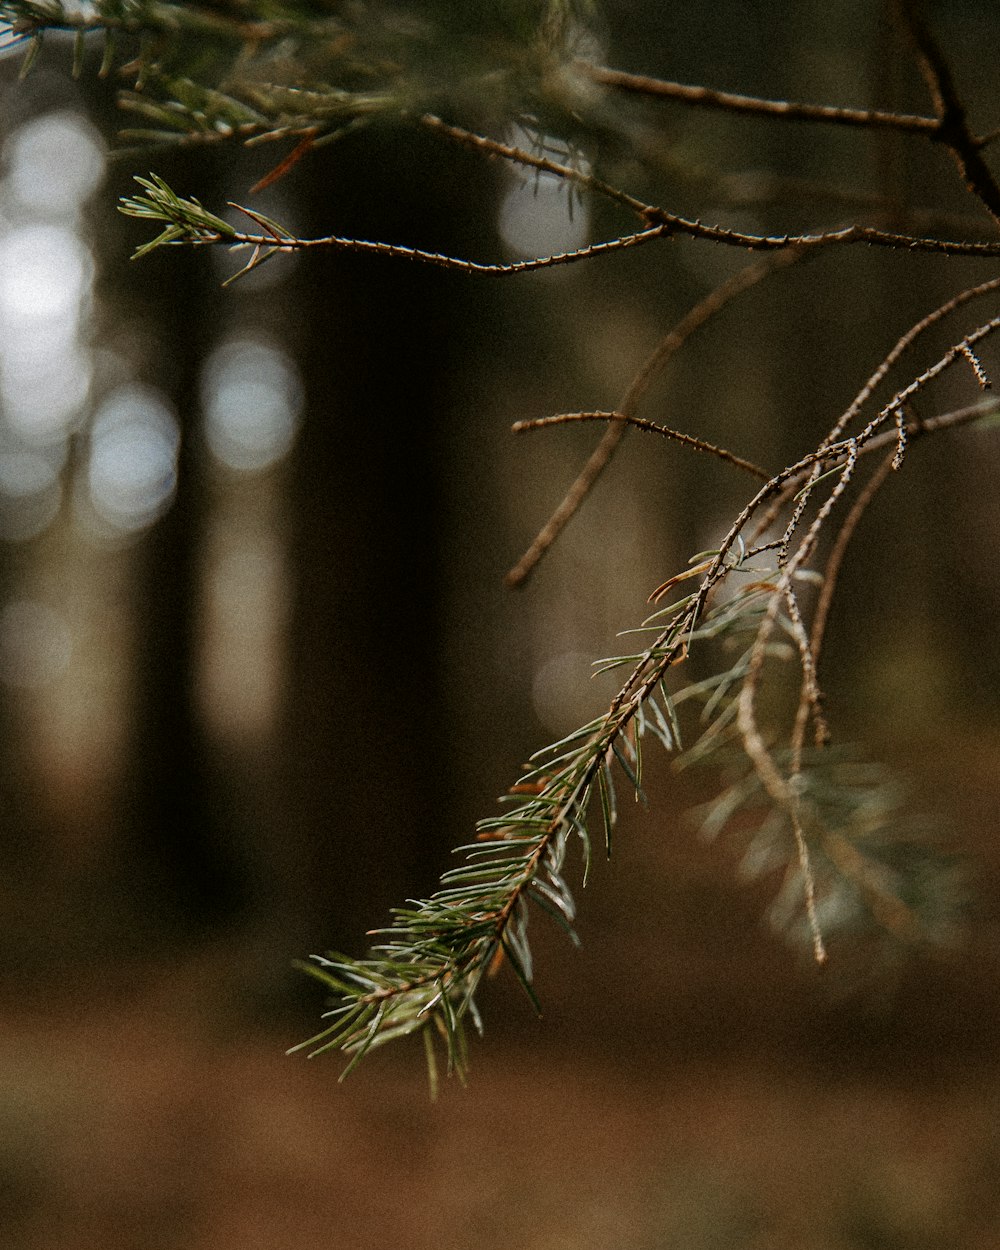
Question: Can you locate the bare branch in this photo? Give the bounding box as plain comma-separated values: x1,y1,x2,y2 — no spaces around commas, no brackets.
512,410,770,480
579,61,940,136
825,275,1000,449
504,251,804,587
894,0,1000,225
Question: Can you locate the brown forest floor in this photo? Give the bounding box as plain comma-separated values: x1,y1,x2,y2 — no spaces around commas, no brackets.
3,734,1000,1249
2,985,999,1250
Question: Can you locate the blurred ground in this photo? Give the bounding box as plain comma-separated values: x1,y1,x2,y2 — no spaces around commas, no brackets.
2,981,999,1250
2,733,999,1250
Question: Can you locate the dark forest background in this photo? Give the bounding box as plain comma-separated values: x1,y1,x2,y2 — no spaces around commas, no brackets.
1,3,1000,1248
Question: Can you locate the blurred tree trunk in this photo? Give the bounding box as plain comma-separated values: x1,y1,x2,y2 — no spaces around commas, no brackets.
275,126,504,950
111,151,247,935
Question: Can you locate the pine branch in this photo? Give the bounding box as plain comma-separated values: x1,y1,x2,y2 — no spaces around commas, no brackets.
111,163,999,1086
0,0,607,159
291,299,1000,1081
294,437,971,1081
118,172,1000,278
11,0,993,1089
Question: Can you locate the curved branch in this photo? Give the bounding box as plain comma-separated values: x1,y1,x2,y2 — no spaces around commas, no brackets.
894,0,1000,225
504,250,807,587
512,410,770,479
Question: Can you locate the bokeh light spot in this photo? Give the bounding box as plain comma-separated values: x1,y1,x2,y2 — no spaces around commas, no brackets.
201,336,302,472
87,385,180,532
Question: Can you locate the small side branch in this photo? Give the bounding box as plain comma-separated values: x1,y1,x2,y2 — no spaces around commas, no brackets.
418,114,653,223
505,250,807,587
224,214,670,275
512,410,770,480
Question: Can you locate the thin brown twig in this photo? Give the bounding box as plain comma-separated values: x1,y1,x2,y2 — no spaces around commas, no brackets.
778,462,823,566
824,274,1000,450
637,214,1000,256
418,114,652,221
218,216,1000,264
894,0,1000,225
578,61,941,136
782,581,830,748
503,251,807,588
511,410,770,479
224,213,669,273
959,342,992,389
797,449,898,756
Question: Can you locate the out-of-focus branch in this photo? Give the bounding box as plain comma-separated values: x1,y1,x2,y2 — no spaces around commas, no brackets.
578,61,941,136
503,251,805,587
894,0,1000,225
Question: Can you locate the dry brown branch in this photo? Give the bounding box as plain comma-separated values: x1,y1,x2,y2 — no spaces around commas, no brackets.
578,61,940,136
504,251,807,588
894,0,1000,225
220,215,1000,262
796,449,898,759
230,213,671,274
782,581,830,748
825,275,1000,449
511,411,770,479
637,214,1000,256
959,342,992,389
